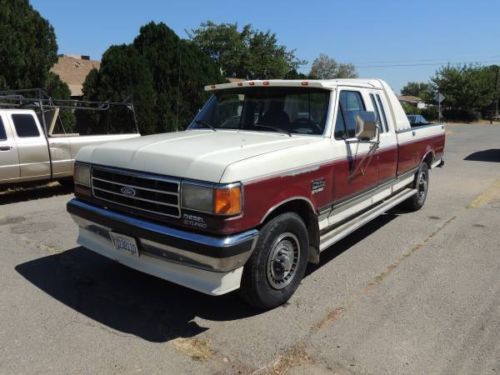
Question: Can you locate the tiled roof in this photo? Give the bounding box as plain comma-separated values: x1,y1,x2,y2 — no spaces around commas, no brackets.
51,55,100,96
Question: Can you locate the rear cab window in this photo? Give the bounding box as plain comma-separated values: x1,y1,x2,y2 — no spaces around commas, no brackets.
334,90,366,139
11,114,40,138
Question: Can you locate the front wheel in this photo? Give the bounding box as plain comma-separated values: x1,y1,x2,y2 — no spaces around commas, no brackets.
401,163,429,211
239,212,309,309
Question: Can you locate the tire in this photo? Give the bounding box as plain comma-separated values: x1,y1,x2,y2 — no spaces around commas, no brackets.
401,163,429,211
239,212,309,309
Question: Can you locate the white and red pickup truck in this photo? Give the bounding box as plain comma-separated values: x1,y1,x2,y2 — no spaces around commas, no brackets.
67,79,445,309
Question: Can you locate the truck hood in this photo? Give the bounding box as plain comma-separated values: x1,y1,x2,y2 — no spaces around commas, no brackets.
77,130,322,182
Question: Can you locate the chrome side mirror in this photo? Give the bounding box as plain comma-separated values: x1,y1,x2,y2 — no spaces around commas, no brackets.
355,111,378,141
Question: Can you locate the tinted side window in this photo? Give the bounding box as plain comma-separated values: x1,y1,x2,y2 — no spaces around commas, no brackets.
335,91,366,139
12,114,40,138
0,117,6,140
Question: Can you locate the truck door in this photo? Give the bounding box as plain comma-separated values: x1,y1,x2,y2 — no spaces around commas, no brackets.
0,114,20,182
10,113,51,180
332,89,379,202
369,92,397,183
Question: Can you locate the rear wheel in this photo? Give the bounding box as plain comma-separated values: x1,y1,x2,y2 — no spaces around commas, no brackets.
240,212,309,309
401,163,429,211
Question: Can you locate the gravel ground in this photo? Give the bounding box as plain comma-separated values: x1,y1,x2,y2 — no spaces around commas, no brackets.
0,123,499,374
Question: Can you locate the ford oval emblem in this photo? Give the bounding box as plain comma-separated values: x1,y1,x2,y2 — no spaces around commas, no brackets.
120,186,136,197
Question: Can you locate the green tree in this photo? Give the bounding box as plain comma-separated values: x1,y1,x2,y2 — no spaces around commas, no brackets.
400,81,433,102
83,44,157,134
84,22,223,134
45,72,71,99
0,0,58,89
308,54,358,79
431,64,496,110
189,21,305,79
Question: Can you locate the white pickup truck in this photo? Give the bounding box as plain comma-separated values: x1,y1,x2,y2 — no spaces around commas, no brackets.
0,108,139,187
68,79,445,309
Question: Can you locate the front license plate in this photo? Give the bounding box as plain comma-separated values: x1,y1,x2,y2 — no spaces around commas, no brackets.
109,232,139,256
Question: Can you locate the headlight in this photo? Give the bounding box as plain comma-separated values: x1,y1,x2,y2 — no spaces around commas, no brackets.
181,183,214,213
74,163,91,187
181,182,242,216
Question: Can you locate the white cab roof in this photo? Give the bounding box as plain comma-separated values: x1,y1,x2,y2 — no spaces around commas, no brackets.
205,78,387,91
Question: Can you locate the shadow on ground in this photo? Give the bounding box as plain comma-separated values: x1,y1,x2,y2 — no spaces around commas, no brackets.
464,149,500,163
0,182,73,205
15,212,398,343
306,212,398,276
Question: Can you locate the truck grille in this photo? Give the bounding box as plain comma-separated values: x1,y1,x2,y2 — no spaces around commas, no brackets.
91,166,181,218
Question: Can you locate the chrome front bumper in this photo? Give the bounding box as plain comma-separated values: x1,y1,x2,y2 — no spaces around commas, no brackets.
67,199,259,295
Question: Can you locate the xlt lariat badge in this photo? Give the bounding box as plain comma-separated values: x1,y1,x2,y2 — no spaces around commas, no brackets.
311,177,326,194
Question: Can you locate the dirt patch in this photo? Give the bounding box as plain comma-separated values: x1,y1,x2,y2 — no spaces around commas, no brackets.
312,307,346,332
467,180,500,208
171,337,215,361
255,343,314,375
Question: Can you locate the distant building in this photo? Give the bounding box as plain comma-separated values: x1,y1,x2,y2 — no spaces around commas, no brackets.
51,54,100,98
398,95,427,109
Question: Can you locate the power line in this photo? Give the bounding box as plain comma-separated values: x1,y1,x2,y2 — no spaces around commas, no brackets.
300,57,500,70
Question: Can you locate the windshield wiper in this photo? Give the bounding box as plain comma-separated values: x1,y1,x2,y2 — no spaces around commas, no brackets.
254,124,292,137
195,119,217,132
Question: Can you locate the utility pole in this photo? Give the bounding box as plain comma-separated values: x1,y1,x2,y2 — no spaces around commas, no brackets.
495,65,499,119
490,66,499,124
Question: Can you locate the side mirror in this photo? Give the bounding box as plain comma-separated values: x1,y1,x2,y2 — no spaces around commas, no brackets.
355,111,378,141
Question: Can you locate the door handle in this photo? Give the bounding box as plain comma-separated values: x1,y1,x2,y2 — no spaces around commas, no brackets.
412,131,416,136
0,145,12,151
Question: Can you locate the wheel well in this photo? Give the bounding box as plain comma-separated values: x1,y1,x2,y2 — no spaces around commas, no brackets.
423,151,434,168
261,199,320,262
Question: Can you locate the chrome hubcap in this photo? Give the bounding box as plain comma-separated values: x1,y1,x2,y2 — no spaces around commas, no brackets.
267,233,300,289
417,171,427,201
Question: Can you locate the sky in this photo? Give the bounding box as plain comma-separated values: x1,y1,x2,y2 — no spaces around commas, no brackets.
31,0,500,93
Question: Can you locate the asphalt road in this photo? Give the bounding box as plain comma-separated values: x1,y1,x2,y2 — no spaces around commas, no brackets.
0,124,499,374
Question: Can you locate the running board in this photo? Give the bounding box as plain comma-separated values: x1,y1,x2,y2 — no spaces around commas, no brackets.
319,188,418,251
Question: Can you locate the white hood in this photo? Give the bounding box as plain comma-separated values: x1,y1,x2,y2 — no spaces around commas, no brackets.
77,130,322,182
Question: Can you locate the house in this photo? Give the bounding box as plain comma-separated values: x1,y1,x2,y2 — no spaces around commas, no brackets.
398,95,427,109
51,54,100,98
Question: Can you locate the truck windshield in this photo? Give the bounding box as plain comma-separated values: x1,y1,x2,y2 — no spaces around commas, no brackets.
189,87,330,135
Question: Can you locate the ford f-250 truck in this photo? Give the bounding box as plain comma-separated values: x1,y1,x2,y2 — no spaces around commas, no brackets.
67,79,445,309
0,90,139,187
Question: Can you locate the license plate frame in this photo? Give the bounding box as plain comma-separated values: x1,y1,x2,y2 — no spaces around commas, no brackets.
109,232,139,257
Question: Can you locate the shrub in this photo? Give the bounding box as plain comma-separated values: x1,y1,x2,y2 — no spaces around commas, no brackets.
421,107,438,121
442,108,480,123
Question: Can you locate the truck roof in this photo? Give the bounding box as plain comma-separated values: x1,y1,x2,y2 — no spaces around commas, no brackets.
0,109,36,114
205,78,387,92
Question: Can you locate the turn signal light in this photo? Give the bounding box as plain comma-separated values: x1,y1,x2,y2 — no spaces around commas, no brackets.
214,185,242,215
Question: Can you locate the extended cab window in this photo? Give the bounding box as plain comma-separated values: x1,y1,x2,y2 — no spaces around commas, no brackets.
0,117,6,140
190,87,330,135
376,94,389,132
12,114,40,138
370,93,387,133
335,91,365,139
